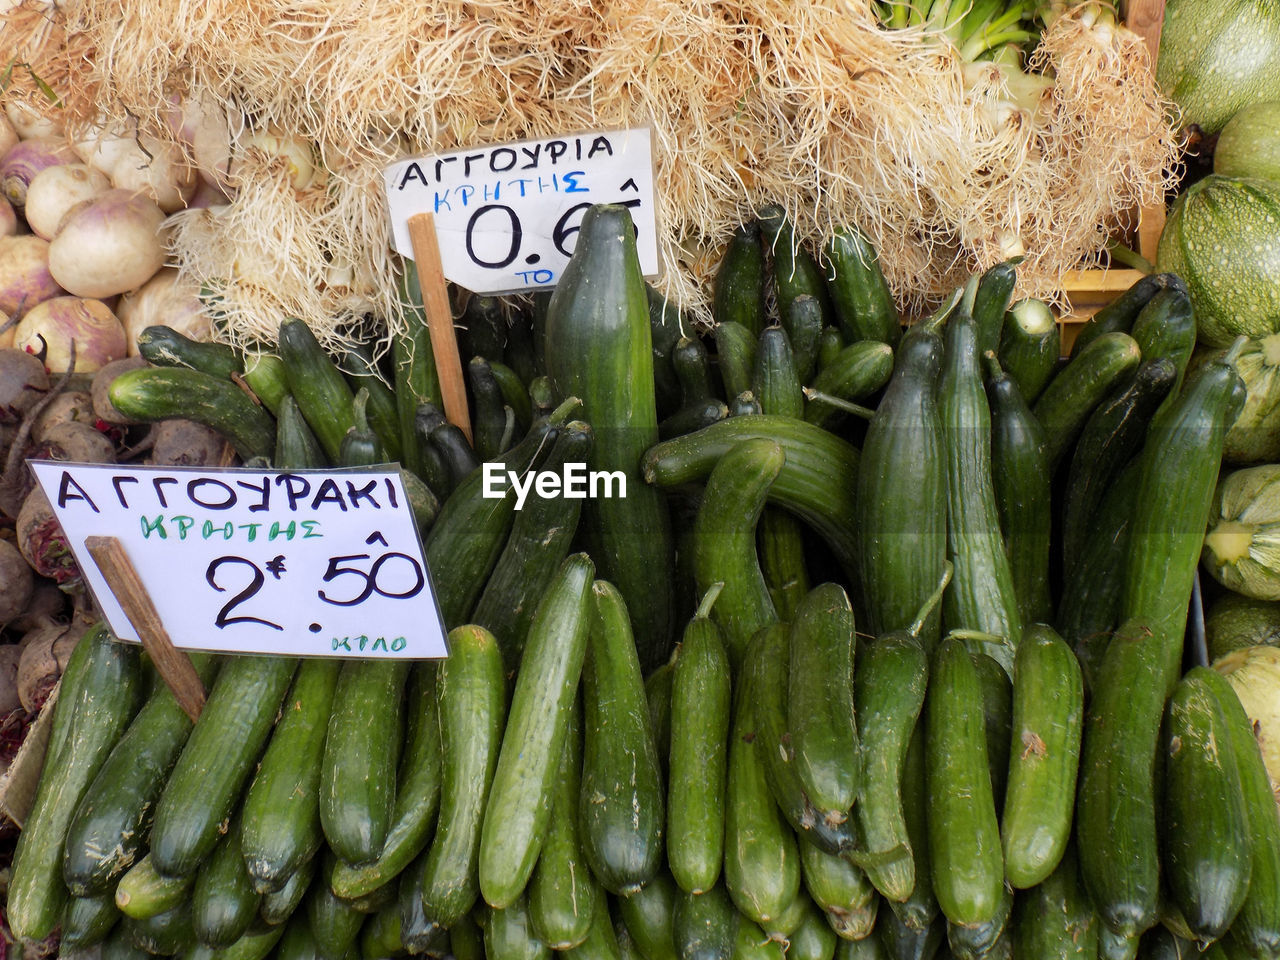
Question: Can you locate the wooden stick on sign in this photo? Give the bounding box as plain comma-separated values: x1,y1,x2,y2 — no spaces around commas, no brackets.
84,535,207,723
407,212,472,445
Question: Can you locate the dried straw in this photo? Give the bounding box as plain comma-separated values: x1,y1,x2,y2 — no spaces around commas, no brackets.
2,0,1180,347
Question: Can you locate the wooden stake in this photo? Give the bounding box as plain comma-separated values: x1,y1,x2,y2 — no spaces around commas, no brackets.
407,212,472,445
84,535,207,723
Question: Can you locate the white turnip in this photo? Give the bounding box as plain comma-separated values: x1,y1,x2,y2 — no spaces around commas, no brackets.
0,234,64,315
0,196,16,236
4,100,65,141
47,189,167,298
0,136,77,207
23,163,111,240
13,297,128,374
0,113,17,160
116,267,211,352
109,135,199,213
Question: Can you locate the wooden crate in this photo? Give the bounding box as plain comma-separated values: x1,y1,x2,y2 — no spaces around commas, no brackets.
1056,0,1168,354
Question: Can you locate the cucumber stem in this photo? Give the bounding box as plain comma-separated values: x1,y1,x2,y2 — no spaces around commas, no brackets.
909,560,954,638
1104,241,1154,275
800,389,875,420
694,582,726,620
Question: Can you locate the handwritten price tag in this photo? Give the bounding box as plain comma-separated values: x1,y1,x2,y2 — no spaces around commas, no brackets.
383,127,659,294
30,462,448,659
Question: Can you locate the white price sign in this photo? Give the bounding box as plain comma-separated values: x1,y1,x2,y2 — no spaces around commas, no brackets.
31,462,448,659
383,127,659,294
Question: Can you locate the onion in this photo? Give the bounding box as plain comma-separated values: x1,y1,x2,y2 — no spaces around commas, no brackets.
174,92,238,194
71,120,138,179
23,163,111,240
47,189,167,298
14,296,128,373
0,196,17,236
0,234,65,315
243,128,325,192
0,136,77,208
116,266,212,352
4,100,65,141
1213,644,1280,791
109,135,199,213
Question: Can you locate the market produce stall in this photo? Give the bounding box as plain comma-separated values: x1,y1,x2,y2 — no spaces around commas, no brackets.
0,0,1279,957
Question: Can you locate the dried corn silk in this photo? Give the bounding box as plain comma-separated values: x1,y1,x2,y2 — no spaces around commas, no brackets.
3,0,1179,345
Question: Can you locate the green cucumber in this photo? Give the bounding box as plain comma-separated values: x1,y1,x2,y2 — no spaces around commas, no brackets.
306,853,364,960
461,292,508,362
833,929,889,960
660,397,730,440
879,907,947,960
735,918,788,960
489,358,534,433
1159,667,1251,942
580,580,665,895
102,920,157,960
692,437,782,669
889,717,938,935
749,624,856,856
424,418,558,627
8,624,143,941
945,882,1011,960
1069,273,1183,357
563,891,624,960
1122,340,1246,687
241,352,290,418
1076,618,1169,938
642,414,860,576
258,854,315,925
1097,925,1141,960
340,341,402,462
645,285,687,420
399,843,441,954
724,681,801,928
798,836,877,935
126,903,195,955
478,553,594,909
668,602,733,895
177,920,285,960
61,890,119,950
855,328,947,647
855,632,929,903
675,335,716,405
925,638,1003,929
1060,357,1177,574
277,317,358,462
984,354,1052,625
972,653,1013,814
818,327,844,372
484,896,553,960
240,658,339,892
420,624,507,930
674,884,739,960
544,203,674,672
274,394,329,469
939,300,1021,673
715,321,758,401
191,815,260,949
1032,331,1142,470
753,326,804,418
822,223,902,347
1010,844,1098,959
781,294,824,386
996,298,1059,405
137,324,243,380
328,663,441,899
617,871,679,960
529,696,597,949
451,911,486,960
758,508,811,624
758,205,831,381
470,356,512,460
149,654,297,879
714,222,767,337
337,386,385,466
788,582,859,822
783,896,839,960
116,853,194,920
319,658,409,865
1200,668,1280,958
107,366,277,461
1000,625,1083,890
62,652,220,896
360,900,406,960
803,341,895,430
971,260,1018,358
1128,287,1196,413
647,659,675,786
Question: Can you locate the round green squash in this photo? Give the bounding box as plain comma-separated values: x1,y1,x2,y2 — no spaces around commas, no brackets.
1203,463,1280,599
1157,0,1280,134
1204,590,1280,661
1193,334,1280,463
1157,175,1280,347
1215,101,1280,181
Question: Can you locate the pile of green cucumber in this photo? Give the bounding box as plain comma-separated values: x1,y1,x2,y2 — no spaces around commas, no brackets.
6,203,1279,960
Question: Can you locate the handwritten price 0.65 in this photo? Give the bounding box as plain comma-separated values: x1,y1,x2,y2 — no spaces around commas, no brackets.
205,542,425,631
